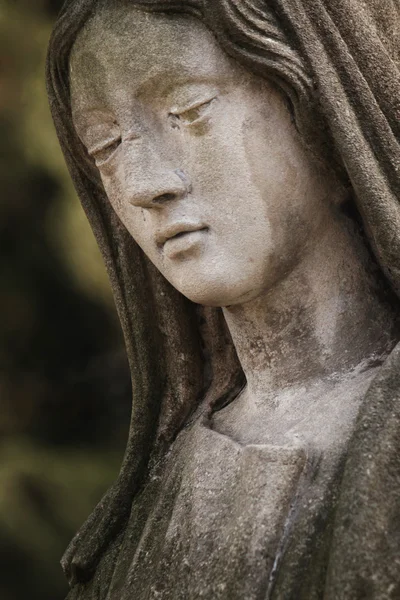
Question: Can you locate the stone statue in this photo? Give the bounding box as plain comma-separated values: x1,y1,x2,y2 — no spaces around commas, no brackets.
47,0,400,598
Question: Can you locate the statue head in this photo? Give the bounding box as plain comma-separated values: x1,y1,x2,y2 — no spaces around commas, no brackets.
69,4,348,308
46,0,400,584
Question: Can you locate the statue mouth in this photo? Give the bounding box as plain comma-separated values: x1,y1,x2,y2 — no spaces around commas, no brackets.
159,225,209,259
157,223,209,248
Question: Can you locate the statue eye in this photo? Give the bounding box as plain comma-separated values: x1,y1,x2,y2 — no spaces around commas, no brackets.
171,97,217,127
89,137,122,166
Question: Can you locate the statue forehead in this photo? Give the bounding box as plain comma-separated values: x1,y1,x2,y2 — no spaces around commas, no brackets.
70,6,233,101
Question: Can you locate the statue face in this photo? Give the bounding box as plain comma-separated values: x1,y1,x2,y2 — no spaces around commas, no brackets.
70,7,334,307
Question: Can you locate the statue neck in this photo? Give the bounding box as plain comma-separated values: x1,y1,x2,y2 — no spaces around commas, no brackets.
223,207,399,402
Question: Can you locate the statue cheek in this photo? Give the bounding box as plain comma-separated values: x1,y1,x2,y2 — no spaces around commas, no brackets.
101,175,125,217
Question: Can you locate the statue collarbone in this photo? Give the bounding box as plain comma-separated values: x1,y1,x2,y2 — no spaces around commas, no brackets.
211,359,382,451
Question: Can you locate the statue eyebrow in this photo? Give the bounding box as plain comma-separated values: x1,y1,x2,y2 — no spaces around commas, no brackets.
135,69,224,101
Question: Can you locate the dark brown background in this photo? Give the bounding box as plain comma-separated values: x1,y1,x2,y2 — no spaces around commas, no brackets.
0,2,131,598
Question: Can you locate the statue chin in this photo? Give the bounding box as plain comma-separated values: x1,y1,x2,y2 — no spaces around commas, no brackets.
162,262,272,308
48,0,400,597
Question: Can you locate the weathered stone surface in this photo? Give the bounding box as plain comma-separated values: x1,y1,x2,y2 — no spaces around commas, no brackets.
47,1,400,598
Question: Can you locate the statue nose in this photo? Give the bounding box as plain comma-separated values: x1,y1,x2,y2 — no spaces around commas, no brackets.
127,170,189,209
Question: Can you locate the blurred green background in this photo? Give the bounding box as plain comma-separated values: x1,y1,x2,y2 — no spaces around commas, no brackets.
0,1,132,597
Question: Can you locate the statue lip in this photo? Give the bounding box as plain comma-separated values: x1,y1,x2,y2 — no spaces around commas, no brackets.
157,223,208,247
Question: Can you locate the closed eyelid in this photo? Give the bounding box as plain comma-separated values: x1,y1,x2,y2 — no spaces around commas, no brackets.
170,94,218,116
87,136,122,156
124,129,142,142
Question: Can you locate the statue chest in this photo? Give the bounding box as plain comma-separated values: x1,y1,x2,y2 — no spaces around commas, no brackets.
107,422,310,600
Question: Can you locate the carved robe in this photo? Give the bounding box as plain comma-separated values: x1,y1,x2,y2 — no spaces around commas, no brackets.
61,343,400,599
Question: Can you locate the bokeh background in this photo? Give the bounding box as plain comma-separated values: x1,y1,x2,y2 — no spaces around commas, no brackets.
0,1,132,597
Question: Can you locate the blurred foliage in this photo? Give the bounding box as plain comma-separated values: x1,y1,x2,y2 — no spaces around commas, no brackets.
0,1,131,598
